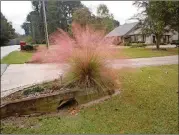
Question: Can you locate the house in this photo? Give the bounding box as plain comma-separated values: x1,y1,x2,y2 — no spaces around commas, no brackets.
106,22,179,45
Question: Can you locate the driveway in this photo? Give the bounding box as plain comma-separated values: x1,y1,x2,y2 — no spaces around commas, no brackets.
1,45,20,59
1,64,8,76
110,44,176,48
108,55,178,69
1,64,69,97
1,55,178,97
146,45,177,48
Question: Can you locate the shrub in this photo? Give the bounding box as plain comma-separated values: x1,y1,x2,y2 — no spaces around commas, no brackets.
130,43,147,48
65,49,117,90
63,23,118,91
124,42,131,46
21,45,35,51
31,22,118,92
23,86,44,95
24,36,33,44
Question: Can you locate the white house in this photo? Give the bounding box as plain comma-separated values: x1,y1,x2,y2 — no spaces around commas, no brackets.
106,22,179,45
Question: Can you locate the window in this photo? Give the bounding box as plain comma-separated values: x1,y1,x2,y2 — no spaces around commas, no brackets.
130,36,133,41
142,35,146,42
135,35,138,41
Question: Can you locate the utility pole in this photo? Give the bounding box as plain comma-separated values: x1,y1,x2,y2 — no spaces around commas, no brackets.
42,0,49,48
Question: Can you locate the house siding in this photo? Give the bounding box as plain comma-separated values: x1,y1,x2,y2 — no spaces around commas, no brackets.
106,22,179,45
171,31,179,40
137,35,143,42
145,35,153,44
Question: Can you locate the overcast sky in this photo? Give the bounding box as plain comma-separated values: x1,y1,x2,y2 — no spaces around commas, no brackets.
1,1,139,34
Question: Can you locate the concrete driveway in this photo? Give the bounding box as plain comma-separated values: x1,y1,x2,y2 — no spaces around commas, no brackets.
108,55,178,69
1,55,178,97
110,44,177,49
1,64,68,97
1,45,20,59
146,45,177,48
1,64,8,76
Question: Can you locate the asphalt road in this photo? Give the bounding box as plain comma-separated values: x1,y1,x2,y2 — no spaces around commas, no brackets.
1,45,20,59
1,45,20,75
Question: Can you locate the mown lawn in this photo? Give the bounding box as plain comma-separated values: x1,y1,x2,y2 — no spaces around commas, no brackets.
1,51,33,64
1,48,178,64
115,48,178,58
1,65,178,134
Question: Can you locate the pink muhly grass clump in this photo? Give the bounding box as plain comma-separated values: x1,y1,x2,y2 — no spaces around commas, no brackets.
31,28,75,63
31,22,119,91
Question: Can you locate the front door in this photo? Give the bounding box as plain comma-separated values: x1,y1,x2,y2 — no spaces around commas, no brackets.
153,36,156,43
166,35,169,43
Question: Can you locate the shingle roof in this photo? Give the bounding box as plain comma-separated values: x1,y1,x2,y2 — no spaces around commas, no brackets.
106,22,139,37
128,27,142,35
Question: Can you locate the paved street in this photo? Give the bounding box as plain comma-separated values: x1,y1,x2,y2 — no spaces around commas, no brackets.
1,45,20,59
1,45,20,76
1,55,178,97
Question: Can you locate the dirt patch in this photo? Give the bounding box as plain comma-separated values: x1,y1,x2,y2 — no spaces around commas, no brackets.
1,79,62,105
1,89,120,128
1,83,115,119
1,106,80,129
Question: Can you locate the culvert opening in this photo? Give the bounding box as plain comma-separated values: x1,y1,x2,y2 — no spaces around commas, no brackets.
57,98,78,110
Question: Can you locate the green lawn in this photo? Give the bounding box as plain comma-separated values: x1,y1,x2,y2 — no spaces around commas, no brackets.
1,48,178,64
115,48,178,58
1,51,33,64
1,65,178,134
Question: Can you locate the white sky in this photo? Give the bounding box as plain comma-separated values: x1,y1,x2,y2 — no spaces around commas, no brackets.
1,1,139,34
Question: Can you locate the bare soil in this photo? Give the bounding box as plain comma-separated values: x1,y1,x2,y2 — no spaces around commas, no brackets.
1,79,63,105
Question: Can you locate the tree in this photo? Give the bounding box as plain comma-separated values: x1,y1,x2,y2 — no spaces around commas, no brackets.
21,1,83,44
133,1,172,49
60,1,83,31
97,4,109,18
96,4,119,33
26,10,45,43
46,1,83,32
113,19,120,27
72,6,92,27
72,4,119,33
0,12,15,46
167,2,179,40
21,22,30,36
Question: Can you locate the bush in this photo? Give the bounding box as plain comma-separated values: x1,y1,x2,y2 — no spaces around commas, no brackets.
21,45,35,51
23,86,44,96
31,22,118,92
130,43,147,48
66,49,117,90
124,42,131,46
63,23,118,91
24,36,32,44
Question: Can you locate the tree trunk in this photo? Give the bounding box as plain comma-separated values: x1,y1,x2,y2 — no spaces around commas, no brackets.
178,26,179,40
156,34,161,50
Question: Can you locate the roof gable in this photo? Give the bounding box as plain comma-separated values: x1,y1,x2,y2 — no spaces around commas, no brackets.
106,22,139,37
